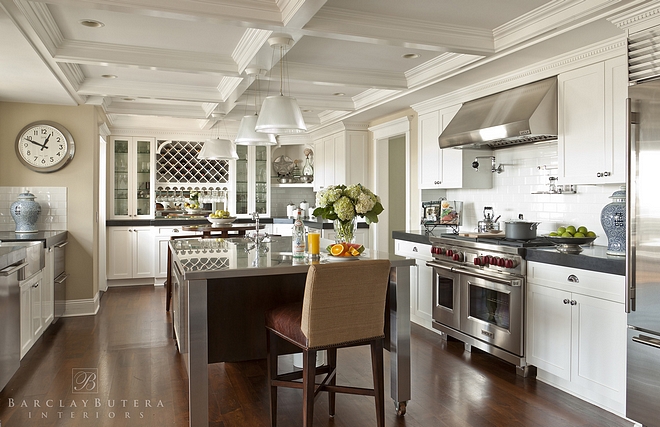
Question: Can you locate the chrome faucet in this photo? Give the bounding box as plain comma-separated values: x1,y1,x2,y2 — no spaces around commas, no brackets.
245,212,269,258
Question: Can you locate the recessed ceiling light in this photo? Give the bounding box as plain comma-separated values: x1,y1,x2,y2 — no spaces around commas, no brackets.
302,109,313,113
80,19,105,28
122,97,135,102
101,74,117,79
333,92,345,96
402,53,420,59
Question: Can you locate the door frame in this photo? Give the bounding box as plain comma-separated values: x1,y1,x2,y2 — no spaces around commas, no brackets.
368,116,412,253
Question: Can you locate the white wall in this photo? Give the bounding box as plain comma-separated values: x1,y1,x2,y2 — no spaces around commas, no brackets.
435,142,619,247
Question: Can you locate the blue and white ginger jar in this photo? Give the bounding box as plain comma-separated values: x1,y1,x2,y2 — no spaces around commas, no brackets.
10,191,41,233
600,186,625,256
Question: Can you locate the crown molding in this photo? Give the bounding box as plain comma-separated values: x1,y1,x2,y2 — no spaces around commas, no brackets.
283,61,407,90
232,28,272,74
405,53,484,88
412,35,626,115
217,76,244,102
368,116,411,140
608,0,660,33
308,120,368,140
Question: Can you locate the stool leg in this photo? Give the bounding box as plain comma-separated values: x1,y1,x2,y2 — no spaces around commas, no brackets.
302,349,317,427
327,348,337,417
267,330,278,427
370,339,385,427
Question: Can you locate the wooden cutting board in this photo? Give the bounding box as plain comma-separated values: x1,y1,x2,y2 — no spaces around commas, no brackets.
458,231,504,238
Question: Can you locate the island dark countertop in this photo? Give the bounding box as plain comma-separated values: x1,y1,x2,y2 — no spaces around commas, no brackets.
391,230,448,245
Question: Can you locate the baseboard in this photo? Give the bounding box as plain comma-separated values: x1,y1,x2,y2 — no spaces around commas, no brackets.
107,278,163,287
61,292,101,317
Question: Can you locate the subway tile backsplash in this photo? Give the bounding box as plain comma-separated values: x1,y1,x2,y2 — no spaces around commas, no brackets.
0,187,67,231
432,142,620,247
271,186,316,218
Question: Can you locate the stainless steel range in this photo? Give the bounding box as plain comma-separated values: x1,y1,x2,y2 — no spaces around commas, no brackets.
427,234,553,376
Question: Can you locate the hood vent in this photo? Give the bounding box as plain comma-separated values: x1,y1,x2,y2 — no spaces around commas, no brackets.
439,77,557,149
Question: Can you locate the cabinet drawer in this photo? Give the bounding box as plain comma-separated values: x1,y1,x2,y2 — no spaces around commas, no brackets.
394,240,432,261
527,261,624,303
156,226,200,237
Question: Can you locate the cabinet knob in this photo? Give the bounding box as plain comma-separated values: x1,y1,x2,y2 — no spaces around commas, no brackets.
567,274,579,283
570,300,577,305
563,298,570,304
596,172,602,177
434,180,441,185
412,247,418,252
603,171,611,177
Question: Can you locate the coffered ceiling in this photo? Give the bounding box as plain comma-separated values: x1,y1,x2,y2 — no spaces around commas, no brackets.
0,0,649,134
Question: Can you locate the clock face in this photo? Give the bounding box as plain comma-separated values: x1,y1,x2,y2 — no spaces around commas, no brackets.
16,121,75,173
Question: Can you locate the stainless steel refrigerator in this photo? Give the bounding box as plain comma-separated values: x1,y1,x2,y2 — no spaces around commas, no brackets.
626,79,660,427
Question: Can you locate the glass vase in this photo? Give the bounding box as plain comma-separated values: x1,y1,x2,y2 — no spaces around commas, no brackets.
333,217,357,243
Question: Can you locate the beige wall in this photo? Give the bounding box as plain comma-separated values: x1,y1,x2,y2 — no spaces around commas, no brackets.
0,102,99,301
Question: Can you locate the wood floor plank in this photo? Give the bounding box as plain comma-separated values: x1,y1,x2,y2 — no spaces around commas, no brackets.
0,286,635,427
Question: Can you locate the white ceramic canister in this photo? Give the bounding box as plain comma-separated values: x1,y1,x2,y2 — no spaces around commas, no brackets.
300,200,310,217
286,202,296,218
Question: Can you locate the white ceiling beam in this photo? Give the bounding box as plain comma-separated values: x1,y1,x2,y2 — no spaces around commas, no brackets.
105,100,210,119
279,0,327,28
301,7,496,56
78,78,231,103
54,40,240,75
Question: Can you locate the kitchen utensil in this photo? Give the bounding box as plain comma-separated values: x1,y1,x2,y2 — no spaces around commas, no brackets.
504,219,540,240
477,207,500,232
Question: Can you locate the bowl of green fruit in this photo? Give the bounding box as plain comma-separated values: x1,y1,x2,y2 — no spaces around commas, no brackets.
208,210,236,225
542,225,597,253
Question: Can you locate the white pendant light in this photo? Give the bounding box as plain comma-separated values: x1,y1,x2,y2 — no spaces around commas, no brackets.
255,35,307,134
235,69,277,145
235,114,277,145
198,137,238,160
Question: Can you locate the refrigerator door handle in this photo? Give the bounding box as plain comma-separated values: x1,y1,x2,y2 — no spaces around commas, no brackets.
632,334,660,350
626,97,636,314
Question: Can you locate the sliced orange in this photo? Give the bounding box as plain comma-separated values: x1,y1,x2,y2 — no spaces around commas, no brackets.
349,247,361,256
330,243,345,256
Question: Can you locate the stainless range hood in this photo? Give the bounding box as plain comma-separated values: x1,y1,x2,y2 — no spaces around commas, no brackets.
439,77,557,149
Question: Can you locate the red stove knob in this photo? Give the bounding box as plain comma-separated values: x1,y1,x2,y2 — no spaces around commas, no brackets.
446,249,453,257
505,259,515,268
482,256,490,265
474,257,482,266
498,258,506,267
452,253,463,262
431,247,438,254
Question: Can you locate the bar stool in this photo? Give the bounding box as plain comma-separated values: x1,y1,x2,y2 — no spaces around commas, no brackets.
265,260,391,427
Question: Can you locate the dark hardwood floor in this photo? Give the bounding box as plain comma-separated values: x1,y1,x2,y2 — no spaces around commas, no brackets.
0,286,634,427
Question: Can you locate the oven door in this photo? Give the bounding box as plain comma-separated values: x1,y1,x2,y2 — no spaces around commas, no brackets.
428,261,461,330
461,273,524,356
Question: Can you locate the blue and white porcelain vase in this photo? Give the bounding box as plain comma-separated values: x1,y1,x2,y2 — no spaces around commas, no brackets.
600,186,626,256
10,191,41,233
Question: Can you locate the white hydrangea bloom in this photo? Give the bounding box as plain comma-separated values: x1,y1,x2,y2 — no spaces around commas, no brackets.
334,196,355,221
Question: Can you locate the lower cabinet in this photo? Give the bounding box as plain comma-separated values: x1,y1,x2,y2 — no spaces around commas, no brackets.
20,271,50,359
107,226,155,280
394,239,433,328
526,262,626,415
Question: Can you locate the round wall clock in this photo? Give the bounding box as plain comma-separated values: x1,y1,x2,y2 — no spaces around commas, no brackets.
15,121,75,173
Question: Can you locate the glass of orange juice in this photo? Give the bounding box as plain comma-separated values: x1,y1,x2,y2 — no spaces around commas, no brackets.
307,231,320,258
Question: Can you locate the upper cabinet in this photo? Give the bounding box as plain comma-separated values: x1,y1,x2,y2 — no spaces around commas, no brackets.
418,104,492,189
232,145,270,217
558,56,627,185
109,137,155,219
312,128,368,192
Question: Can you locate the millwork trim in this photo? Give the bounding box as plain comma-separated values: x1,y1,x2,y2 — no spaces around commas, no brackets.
60,293,101,317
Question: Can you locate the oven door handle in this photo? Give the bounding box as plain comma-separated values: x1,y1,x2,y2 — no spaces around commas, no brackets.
426,260,521,285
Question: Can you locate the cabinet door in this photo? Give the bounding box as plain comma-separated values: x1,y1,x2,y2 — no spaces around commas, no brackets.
234,145,249,215
603,55,627,184
133,227,155,278
107,227,133,279
323,135,337,186
109,137,155,219
111,138,130,217
20,281,32,359
419,111,442,188
42,248,54,326
416,260,434,323
156,237,170,278
558,63,606,184
571,294,626,405
526,283,572,380
30,275,44,340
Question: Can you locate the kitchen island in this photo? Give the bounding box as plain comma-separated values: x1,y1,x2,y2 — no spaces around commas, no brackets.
169,235,415,427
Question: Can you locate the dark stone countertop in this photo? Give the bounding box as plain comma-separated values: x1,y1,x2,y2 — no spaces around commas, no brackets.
0,230,68,248
525,245,625,276
392,230,625,276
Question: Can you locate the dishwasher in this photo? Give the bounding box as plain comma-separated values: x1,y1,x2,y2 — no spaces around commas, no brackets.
0,255,27,391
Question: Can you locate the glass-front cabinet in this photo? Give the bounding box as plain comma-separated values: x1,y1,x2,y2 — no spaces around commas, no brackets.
232,145,270,217
109,136,155,218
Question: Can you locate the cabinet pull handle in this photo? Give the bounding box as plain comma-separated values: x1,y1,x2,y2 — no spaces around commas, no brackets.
32,282,40,288
570,300,577,305
173,229,179,233
632,334,660,350
563,298,570,304
567,274,579,283
412,247,418,252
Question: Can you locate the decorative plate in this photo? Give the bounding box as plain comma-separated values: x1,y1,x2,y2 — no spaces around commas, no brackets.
208,216,236,225
273,155,294,176
324,254,361,261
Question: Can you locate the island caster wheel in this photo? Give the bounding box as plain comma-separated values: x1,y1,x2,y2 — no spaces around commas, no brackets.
394,401,407,416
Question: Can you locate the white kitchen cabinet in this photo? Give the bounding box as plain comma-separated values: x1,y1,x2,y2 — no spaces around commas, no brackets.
107,226,155,280
42,246,55,326
232,145,270,217
557,56,627,185
272,223,293,237
312,129,368,192
418,105,492,189
20,271,45,359
526,262,626,414
108,137,156,219
394,239,433,328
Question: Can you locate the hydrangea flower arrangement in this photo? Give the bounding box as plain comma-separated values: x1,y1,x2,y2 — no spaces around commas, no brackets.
313,184,384,242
